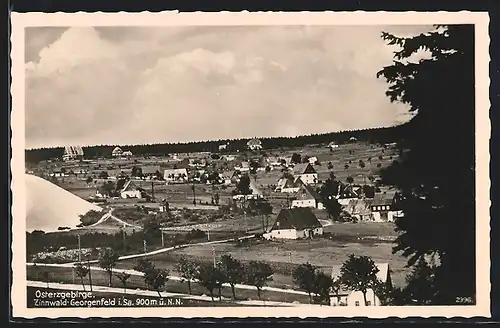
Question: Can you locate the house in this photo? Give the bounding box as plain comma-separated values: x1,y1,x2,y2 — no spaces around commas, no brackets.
63,145,84,161
120,180,143,199
328,142,339,150
247,138,263,151
308,156,318,165
263,208,323,240
349,137,358,141
141,165,162,179
291,181,324,210
330,263,392,307
222,155,236,161
370,191,403,222
275,176,302,193
337,184,362,206
292,163,318,185
111,147,123,157
266,156,282,167
164,168,189,184
218,143,229,152
122,150,133,157
344,199,373,221
49,169,67,178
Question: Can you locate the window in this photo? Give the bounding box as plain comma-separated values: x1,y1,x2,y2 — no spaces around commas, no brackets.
355,301,360,306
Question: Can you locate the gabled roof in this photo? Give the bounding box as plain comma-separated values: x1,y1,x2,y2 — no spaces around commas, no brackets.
120,180,140,193
272,208,322,230
292,163,317,175
295,182,322,201
371,190,397,206
112,146,122,153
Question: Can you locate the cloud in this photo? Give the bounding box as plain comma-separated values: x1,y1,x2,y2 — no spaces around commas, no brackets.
25,25,435,148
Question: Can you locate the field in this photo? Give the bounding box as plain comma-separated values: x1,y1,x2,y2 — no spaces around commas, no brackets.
113,223,408,289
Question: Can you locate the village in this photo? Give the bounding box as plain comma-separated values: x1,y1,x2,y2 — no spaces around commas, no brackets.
25,136,409,307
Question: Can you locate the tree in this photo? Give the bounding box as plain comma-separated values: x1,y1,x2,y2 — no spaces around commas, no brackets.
346,176,354,184
403,257,438,305
98,171,109,179
85,176,93,185
195,262,223,302
359,160,366,169
245,261,274,300
134,258,156,275
313,270,334,305
74,262,89,291
377,25,475,303
292,262,317,303
144,268,170,297
339,255,379,306
327,162,334,170
265,165,271,173
235,175,252,195
219,255,244,300
98,247,120,287
174,256,199,295
291,153,301,164
116,271,131,294
362,185,376,198
344,164,349,170
318,178,343,220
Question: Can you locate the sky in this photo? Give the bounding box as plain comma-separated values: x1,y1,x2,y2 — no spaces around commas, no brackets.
24,25,435,149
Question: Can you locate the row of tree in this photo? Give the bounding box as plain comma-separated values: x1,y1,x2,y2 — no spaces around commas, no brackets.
25,125,408,164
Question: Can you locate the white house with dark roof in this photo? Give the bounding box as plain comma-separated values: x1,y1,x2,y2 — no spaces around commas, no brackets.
370,191,403,222
263,207,323,240
292,163,318,185
330,263,392,307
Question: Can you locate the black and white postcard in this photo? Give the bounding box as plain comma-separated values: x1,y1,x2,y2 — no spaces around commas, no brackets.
10,11,491,318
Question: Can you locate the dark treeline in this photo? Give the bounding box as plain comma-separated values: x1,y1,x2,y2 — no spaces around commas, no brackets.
25,124,408,164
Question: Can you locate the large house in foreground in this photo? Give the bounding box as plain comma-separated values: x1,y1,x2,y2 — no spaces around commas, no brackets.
263,208,323,240
330,263,392,307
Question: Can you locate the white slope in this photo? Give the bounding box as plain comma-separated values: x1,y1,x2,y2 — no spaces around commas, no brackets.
26,174,102,233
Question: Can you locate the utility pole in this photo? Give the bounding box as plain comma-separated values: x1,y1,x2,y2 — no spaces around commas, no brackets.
207,227,210,241
77,234,82,263
87,254,93,292
151,181,155,201
212,246,216,267
289,252,293,276
143,240,147,253
122,225,126,253
161,228,165,248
